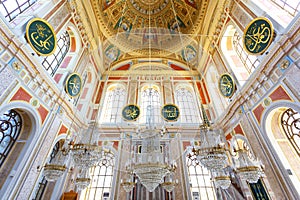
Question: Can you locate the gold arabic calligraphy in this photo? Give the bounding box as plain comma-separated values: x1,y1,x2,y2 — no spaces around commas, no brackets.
125,107,139,119
163,107,179,119
220,76,233,95
245,22,271,53
68,77,81,95
30,24,54,51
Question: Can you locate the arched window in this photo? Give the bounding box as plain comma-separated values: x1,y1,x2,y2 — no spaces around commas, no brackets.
0,0,37,22
100,85,126,124
221,25,259,86
52,27,82,84
0,109,22,167
281,108,300,156
140,85,161,125
232,31,260,75
175,86,200,124
265,107,300,194
80,150,115,200
42,30,70,77
186,150,217,200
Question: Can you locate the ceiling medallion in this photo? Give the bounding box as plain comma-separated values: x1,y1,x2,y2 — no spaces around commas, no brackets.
130,0,169,15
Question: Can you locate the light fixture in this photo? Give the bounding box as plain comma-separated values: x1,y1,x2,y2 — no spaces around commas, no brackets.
43,142,68,182
132,128,170,192
121,171,135,193
161,173,178,192
192,104,228,170
43,164,66,182
75,168,91,191
234,149,263,183
211,168,231,189
122,104,178,192
70,122,102,170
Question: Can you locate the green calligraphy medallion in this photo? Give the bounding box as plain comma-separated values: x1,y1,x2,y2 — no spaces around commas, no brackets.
26,18,57,56
219,74,235,98
243,17,274,55
65,73,82,97
161,104,180,121
122,105,140,121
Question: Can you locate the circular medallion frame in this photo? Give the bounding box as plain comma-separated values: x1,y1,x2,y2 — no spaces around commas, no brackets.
218,73,236,98
243,17,274,55
122,104,141,121
65,73,82,98
161,104,180,122
26,18,57,56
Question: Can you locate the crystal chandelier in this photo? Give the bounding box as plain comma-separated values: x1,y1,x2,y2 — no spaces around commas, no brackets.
43,143,68,182
122,103,177,193
70,122,102,169
121,172,135,192
193,105,228,170
132,128,170,192
75,168,91,191
161,173,178,192
234,149,263,183
211,169,231,189
43,164,66,182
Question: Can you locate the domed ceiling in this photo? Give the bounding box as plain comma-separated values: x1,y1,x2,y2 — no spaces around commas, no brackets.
92,0,209,56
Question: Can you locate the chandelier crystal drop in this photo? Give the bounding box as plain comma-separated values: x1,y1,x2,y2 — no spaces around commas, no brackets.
121,172,135,192
235,149,263,183
161,173,177,192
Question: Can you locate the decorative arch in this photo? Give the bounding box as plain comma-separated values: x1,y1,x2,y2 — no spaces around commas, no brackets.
205,63,228,117
261,102,300,196
0,102,40,197
220,23,259,86
77,66,96,113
